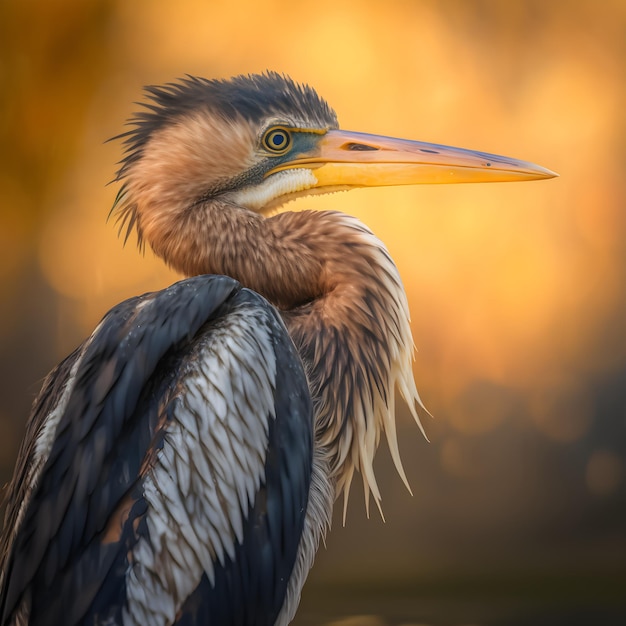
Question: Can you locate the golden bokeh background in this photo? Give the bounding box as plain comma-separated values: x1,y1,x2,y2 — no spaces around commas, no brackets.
1,0,624,623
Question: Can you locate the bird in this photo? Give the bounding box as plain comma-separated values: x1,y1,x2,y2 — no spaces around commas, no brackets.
0,72,555,626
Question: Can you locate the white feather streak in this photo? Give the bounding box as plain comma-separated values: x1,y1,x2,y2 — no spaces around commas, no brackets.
123,304,277,625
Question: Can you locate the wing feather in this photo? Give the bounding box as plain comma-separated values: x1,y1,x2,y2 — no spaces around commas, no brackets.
1,275,311,626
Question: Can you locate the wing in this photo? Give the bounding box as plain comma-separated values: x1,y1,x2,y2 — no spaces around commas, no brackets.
0,275,313,626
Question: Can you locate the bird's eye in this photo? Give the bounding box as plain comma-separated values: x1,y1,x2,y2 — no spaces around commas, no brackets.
263,128,291,154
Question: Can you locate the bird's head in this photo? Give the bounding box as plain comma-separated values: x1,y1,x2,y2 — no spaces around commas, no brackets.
112,72,338,248
112,71,555,259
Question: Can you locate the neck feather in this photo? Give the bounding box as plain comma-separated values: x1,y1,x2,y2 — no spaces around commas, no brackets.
142,200,326,310
143,201,425,518
274,211,426,520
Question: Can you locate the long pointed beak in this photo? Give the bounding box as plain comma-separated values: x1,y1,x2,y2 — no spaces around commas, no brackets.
268,129,557,188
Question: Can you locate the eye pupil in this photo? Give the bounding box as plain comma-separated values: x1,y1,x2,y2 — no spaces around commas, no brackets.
264,128,291,153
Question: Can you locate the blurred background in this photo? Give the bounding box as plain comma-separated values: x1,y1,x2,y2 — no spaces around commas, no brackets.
1,0,625,624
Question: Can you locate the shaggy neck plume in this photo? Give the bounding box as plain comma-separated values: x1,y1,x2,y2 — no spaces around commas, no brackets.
145,200,424,517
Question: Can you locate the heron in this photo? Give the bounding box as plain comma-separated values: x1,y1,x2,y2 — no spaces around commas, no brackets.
0,72,555,626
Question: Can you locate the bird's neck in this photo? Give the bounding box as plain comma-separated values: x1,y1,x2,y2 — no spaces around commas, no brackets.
148,202,423,516
145,200,325,309
274,211,423,518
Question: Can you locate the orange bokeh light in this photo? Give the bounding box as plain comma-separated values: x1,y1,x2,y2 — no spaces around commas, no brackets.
2,0,625,601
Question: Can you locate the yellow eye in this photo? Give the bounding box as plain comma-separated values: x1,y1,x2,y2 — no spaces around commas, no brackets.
263,127,291,154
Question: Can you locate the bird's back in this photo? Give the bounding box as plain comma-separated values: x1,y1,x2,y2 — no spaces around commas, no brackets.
0,275,313,626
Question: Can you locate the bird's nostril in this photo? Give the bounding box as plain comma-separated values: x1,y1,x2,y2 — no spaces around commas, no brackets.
343,142,379,151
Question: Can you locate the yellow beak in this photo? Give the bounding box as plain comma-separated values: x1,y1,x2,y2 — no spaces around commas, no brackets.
268,129,557,187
